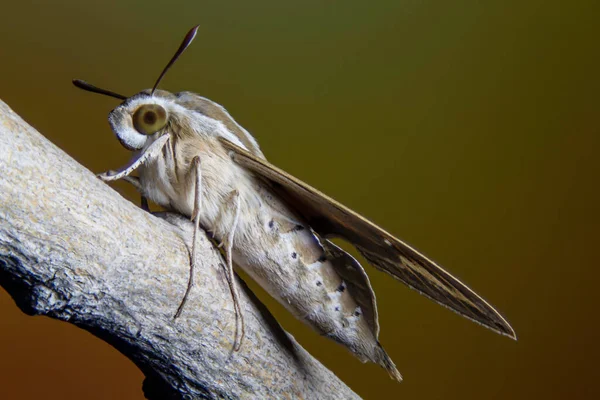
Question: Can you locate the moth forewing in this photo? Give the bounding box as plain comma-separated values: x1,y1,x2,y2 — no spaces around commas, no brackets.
219,137,516,340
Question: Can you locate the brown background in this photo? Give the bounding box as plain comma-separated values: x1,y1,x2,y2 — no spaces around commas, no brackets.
0,1,598,399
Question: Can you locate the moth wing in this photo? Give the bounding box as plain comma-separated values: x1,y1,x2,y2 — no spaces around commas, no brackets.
320,237,380,336
221,138,516,339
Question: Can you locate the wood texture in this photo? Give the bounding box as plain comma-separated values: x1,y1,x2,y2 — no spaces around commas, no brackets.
0,99,359,399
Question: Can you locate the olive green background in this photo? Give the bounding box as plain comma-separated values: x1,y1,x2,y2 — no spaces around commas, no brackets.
1,1,598,399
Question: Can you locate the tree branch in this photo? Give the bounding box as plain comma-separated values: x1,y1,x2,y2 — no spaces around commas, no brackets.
0,99,359,399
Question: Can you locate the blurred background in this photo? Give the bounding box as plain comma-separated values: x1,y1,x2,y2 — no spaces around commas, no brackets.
0,1,598,398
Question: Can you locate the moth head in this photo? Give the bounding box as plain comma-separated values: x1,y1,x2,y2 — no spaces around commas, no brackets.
72,26,199,151
107,90,175,151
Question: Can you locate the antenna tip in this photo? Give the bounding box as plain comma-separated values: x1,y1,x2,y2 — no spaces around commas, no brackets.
188,25,200,41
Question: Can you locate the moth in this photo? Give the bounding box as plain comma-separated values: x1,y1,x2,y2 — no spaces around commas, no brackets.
74,26,515,381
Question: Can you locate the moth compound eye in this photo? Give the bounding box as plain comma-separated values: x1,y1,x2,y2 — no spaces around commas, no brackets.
132,104,168,135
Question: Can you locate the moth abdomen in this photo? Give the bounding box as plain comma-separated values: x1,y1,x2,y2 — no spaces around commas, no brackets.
230,194,401,380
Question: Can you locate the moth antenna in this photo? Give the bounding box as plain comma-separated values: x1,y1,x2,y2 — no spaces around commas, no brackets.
151,25,200,95
72,79,127,100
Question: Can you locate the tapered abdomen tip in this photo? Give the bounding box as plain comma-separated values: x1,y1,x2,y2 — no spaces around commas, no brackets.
376,343,403,382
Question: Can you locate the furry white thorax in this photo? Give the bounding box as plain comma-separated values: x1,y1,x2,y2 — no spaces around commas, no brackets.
176,92,265,158
112,95,256,240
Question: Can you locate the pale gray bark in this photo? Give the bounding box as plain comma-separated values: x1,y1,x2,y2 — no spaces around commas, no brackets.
0,99,359,399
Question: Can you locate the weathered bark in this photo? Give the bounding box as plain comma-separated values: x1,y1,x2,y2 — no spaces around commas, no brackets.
0,99,359,399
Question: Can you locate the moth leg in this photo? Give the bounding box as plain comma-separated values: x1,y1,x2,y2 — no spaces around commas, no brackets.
117,174,142,191
220,190,245,352
112,174,150,212
174,156,202,319
98,135,169,182
140,196,150,212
